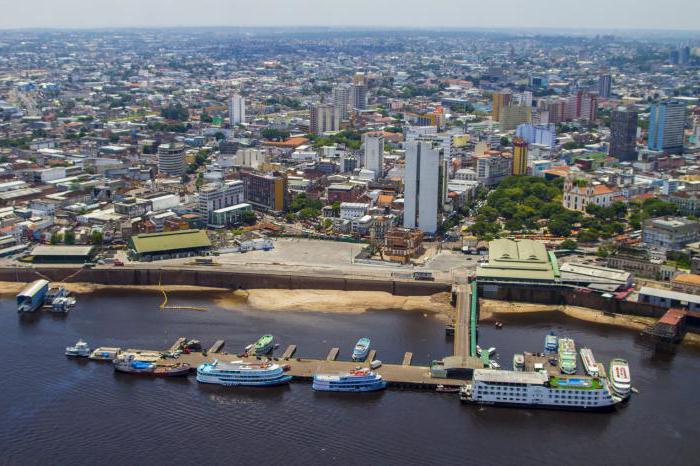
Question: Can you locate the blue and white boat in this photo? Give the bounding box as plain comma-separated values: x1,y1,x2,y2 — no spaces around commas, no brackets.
352,337,371,362
313,368,386,392
544,332,558,352
196,360,292,386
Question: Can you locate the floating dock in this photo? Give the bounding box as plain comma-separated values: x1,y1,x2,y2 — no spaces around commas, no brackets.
79,338,469,389
169,337,187,352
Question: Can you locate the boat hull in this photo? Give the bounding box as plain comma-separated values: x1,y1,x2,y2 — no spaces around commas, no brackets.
196,374,292,386
460,399,619,413
312,381,386,392
115,365,191,377
65,350,90,357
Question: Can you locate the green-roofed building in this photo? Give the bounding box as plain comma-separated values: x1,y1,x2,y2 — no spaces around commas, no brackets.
476,238,559,284
128,229,212,261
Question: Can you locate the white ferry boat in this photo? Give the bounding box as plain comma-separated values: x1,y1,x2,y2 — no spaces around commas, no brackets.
312,368,386,392
558,338,577,374
579,348,599,377
460,369,619,412
196,360,292,387
608,359,631,399
65,340,90,357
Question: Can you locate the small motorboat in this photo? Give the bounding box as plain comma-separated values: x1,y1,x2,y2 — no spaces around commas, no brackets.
65,340,90,357
352,337,371,362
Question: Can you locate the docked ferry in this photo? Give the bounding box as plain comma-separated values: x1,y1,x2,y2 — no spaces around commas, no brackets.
580,348,599,377
65,340,90,357
544,332,558,352
196,360,292,386
460,369,620,412
352,337,371,362
558,338,577,374
312,368,386,392
608,359,631,399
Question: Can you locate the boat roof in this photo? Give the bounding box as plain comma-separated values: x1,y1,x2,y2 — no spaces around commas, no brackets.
473,369,548,385
17,279,49,298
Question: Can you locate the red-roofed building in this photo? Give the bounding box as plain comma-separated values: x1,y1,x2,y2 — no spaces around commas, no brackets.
563,175,621,212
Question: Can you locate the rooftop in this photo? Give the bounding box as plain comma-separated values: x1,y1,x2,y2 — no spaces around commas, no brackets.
130,229,211,254
31,245,95,257
477,239,556,282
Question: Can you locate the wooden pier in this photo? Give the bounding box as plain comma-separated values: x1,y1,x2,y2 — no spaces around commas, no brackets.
82,338,469,390
366,349,377,363
281,345,297,359
208,340,225,354
326,347,339,361
169,337,187,352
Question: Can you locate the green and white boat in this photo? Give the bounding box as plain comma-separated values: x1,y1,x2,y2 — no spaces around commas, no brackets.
558,338,577,374
253,335,274,355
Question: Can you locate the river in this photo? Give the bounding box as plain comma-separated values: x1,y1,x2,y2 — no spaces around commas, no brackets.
1,289,698,465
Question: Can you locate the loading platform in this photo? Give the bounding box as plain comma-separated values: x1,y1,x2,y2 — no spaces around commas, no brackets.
208,340,225,354
78,338,469,389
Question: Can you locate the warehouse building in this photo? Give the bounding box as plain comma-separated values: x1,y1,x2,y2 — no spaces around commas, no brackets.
128,229,212,261
30,245,95,264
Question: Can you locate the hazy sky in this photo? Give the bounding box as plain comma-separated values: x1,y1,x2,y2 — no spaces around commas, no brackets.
0,0,698,30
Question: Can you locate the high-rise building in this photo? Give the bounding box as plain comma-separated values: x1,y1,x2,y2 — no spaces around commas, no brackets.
649,100,686,154
310,104,339,135
598,74,612,98
351,84,367,111
515,123,556,148
512,138,529,176
679,46,691,65
499,104,532,131
332,84,351,120
610,108,639,162
362,133,384,179
403,140,439,234
229,94,245,125
491,91,512,121
240,172,288,212
198,180,245,226
157,143,186,176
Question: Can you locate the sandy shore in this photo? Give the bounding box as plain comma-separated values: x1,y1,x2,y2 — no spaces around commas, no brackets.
0,281,227,296
216,289,454,316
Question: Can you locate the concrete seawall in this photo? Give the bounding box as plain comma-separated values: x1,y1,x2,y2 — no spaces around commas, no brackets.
0,266,451,296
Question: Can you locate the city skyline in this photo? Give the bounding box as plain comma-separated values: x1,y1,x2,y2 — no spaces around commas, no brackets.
1,0,699,31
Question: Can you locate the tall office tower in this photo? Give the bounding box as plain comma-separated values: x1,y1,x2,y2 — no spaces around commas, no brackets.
403,140,439,235
669,49,680,65
649,100,686,154
598,74,612,98
157,143,186,176
351,84,367,111
491,90,512,121
609,108,639,162
499,104,532,131
512,138,528,176
310,104,339,135
362,133,384,179
228,93,245,125
332,84,351,120
679,46,691,65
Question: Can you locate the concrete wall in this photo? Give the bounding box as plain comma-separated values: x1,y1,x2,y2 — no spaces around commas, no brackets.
0,266,451,297
478,282,667,318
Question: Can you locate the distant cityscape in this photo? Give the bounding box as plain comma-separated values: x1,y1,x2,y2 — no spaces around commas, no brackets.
0,28,699,309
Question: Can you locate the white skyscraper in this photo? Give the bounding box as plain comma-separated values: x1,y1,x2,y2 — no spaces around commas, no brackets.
403,140,439,234
332,84,351,120
229,94,245,125
363,133,384,179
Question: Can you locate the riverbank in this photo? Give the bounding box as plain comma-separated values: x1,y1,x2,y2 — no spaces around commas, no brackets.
217,289,454,316
480,299,700,347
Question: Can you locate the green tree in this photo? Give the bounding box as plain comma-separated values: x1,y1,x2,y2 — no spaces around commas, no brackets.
241,210,257,226
64,230,75,245
577,229,599,243
91,230,103,245
560,239,578,250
